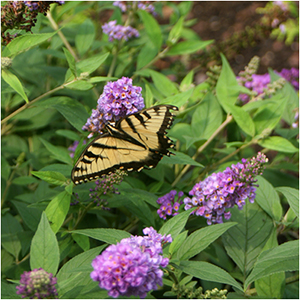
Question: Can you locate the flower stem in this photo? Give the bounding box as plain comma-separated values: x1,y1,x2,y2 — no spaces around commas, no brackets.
47,11,79,62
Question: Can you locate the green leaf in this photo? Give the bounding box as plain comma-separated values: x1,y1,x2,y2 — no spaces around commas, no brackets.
56,129,80,141
159,209,192,239
89,76,117,83
168,16,184,44
167,40,213,56
245,240,299,288
39,138,72,165
65,52,109,82
45,191,71,234
11,200,42,231
148,70,178,97
276,187,299,218
2,31,58,57
71,228,131,244
216,53,240,113
177,261,243,292
63,47,77,78
57,245,106,297
222,202,274,277
191,92,223,140
255,176,283,222
12,176,39,185
158,88,194,107
72,233,90,251
138,10,162,50
161,151,203,167
37,96,90,132
180,70,194,91
1,213,22,258
227,104,255,137
31,171,67,186
75,19,95,57
30,212,60,275
258,136,298,153
253,93,287,135
65,80,94,90
177,222,237,260
137,42,157,70
145,84,154,108
1,69,28,103
169,231,188,256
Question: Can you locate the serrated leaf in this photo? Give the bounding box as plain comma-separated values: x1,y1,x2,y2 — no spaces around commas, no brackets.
276,187,299,218
2,31,58,57
177,222,237,260
222,202,274,277
138,10,162,50
31,171,67,186
1,69,28,103
177,261,243,292
245,240,299,288
71,228,131,244
30,212,60,275
159,209,192,239
258,136,298,153
255,176,283,222
167,40,213,56
45,191,71,233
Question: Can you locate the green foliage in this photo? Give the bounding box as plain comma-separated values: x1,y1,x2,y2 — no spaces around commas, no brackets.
1,1,298,299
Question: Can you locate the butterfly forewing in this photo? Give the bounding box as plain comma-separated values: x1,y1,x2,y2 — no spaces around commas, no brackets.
71,105,178,184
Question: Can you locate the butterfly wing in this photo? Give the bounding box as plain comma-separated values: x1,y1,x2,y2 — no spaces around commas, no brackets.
71,105,178,184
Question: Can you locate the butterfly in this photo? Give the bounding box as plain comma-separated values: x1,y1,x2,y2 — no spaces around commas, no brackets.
71,105,178,184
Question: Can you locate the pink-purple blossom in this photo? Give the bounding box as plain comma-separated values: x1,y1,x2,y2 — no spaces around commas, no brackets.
68,140,87,158
102,20,139,42
157,190,184,220
16,268,58,299
91,227,172,298
183,152,268,225
82,77,145,138
113,1,155,14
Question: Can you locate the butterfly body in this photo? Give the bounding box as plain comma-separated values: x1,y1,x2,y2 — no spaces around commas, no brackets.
71,105,178,185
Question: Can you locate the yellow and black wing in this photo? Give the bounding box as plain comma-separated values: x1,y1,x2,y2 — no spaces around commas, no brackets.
71,105,178,185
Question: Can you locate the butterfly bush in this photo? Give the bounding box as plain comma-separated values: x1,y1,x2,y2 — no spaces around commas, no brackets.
16,268,58,299
91,227,172,298
82,77,145,138
157,190,184,220
102,20,139,42
183,153,268,225
113,1,155,14
238,67,299,102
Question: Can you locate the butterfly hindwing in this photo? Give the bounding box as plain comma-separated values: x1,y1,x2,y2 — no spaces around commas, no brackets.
71,105,178,184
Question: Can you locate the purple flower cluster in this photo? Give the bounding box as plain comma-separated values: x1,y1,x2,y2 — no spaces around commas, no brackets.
292,110,299,128
238,68,299,102
102,20,139,42
82,77,145,138
113,1,155,14
23,1,64,11
91,227,172,298
184,152,268,225
16,268,58,299
157,190,184,220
